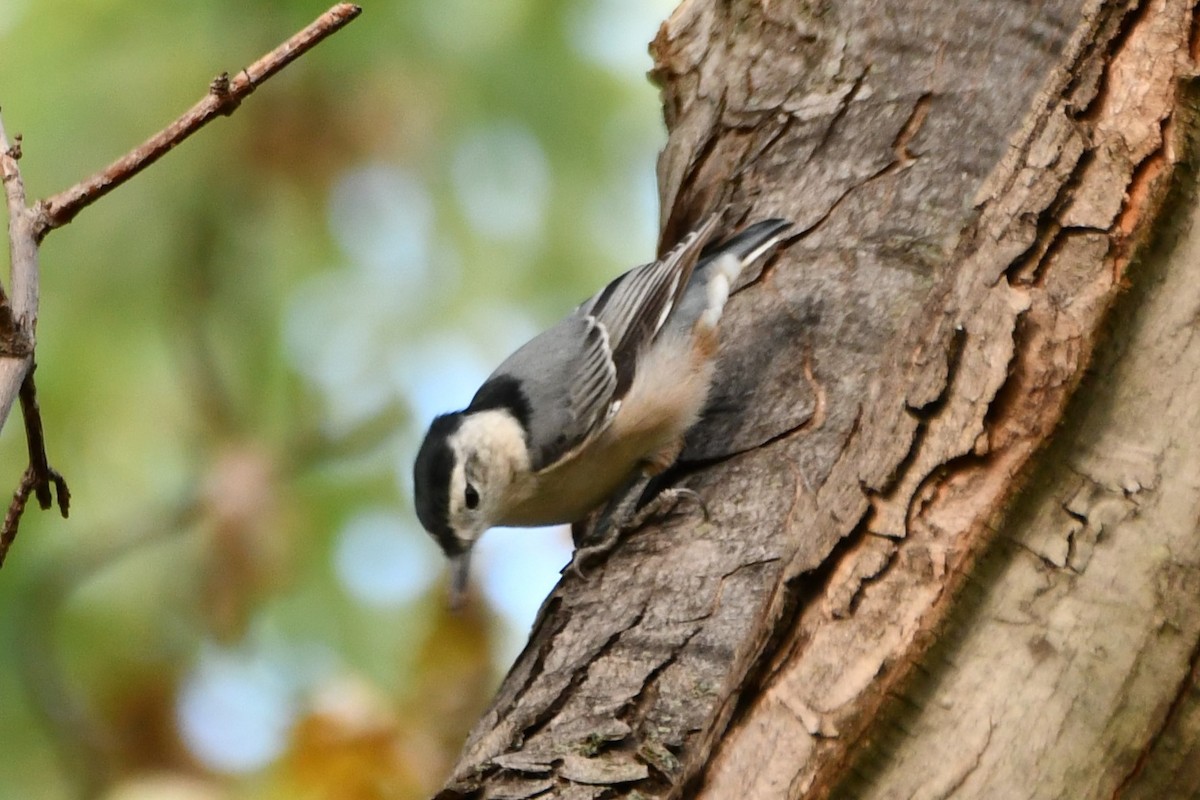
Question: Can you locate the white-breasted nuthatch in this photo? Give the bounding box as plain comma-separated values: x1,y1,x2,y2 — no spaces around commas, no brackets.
413,212,791,604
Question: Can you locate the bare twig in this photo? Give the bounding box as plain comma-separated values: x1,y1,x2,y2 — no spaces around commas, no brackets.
34,2,362,237
19,367,69,515
0,368,68,567
0,467,36,566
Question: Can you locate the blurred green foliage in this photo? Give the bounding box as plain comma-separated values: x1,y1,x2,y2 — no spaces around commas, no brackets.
0,0,673,797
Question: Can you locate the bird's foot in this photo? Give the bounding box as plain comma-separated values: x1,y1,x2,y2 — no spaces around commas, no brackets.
567,487,706,579
626,487,707,530
568,524,623,578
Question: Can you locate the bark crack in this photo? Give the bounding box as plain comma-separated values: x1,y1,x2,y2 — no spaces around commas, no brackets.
1110,627,1200,798
890,92,933,165
776,93,931,251
507,598,569,716
806,67,870,163
497,609,650,778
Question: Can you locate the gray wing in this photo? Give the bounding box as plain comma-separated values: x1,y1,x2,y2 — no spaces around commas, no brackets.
473,316,616,471
576,212,722,401
470,212,722,472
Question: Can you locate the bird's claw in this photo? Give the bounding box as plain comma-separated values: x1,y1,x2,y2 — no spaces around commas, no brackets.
567,487,707,579
627,487,706,529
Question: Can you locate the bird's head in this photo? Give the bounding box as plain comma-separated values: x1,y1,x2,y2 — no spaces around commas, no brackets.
413,408,527,606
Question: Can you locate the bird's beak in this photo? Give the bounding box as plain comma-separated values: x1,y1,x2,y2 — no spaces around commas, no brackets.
448,549,473,611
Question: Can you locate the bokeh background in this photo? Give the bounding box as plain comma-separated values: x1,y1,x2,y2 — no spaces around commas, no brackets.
0,1,676,797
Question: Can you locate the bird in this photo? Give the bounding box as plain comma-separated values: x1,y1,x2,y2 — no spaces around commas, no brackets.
413,211,791,605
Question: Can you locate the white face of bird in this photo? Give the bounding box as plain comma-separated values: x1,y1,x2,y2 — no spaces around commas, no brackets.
446,410,528,527
445,441,490,545
439,409,530,605
438,457,485,609
414,410,486,605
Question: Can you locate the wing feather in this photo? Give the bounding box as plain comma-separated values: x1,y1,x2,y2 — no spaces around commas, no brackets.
472,212,723,472
580,212,721,398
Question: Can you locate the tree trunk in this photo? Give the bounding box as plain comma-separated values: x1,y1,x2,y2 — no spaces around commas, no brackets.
438,2,1200,798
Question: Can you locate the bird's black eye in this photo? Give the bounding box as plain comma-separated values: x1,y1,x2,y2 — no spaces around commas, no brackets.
464,483,480,510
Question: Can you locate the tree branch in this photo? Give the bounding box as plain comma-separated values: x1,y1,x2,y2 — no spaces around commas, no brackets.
18,368,68,513
0,367,69,567
0,110,39,441
0,2,361,567
0,466,39,567
34,2,362,237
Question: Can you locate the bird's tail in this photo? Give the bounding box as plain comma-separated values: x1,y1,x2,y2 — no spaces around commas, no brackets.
691,218,792,339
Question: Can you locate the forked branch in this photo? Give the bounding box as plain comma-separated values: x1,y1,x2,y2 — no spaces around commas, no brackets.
0,2,362,567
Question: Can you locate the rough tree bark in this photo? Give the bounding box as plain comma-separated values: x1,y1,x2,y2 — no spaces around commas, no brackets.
441,1,1200,798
